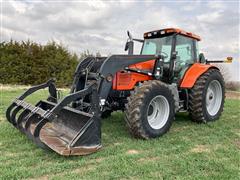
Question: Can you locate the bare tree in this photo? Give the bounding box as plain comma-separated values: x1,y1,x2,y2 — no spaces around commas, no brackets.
213,64,231,82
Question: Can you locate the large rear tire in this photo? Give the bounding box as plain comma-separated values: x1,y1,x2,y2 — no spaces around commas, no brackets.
125,81,175,139
189,68,225,123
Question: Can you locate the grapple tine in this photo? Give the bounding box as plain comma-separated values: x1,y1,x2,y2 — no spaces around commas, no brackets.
24,113,38,130
10,106,24,126
16,108,34,129
33,118,49,137
24,115,49,149
6,103,16,124
17,109,31,133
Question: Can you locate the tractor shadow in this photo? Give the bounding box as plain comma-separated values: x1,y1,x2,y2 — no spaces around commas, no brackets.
101,111,193,141
175,112,191,122
171,112,194,132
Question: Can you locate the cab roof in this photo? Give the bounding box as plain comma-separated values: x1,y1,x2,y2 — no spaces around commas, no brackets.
144,28,201,41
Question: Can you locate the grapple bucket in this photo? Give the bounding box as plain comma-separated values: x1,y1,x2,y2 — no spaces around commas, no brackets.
6,80,101,156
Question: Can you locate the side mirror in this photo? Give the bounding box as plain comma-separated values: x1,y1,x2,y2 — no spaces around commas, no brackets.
125,31,134,54
127,31,133,41
199,53,206,63
125,41,129,51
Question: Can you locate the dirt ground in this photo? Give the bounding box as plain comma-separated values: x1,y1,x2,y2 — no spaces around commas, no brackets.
226,91,240,100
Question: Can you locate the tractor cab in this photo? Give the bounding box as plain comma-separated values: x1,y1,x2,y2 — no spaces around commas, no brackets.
126,28,201,83
142,28,201,82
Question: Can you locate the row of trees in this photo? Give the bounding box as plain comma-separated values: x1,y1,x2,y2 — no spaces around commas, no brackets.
0,40,98,87
1,40,235,89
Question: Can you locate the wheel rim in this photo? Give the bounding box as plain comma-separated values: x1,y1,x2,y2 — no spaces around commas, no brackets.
147,95,170,129
206,80,223,116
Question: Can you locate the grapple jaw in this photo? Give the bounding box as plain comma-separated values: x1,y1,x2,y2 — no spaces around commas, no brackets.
6,79,102,156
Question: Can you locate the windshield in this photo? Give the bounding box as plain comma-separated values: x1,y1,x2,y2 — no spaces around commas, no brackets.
141,36,173,62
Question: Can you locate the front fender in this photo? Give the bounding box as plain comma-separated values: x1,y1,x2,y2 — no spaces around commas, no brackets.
180,63,218,88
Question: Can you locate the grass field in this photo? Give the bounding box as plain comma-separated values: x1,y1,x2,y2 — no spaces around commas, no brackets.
0,87,239,179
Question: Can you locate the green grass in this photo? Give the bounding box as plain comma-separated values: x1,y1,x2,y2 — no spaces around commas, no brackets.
0,87,239,180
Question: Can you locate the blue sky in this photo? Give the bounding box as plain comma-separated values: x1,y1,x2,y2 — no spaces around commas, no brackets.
1,0,240,81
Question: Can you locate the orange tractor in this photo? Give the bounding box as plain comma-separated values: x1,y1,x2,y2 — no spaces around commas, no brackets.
6,28,232,156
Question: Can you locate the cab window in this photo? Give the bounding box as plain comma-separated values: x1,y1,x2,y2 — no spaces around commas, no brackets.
141,36,173,62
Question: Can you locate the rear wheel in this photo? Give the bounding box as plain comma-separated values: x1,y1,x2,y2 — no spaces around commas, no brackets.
125,81,175,139
189,68,225,123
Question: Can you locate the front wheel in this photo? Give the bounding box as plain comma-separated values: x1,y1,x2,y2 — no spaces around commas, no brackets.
189,68,225,123
125,81,175,139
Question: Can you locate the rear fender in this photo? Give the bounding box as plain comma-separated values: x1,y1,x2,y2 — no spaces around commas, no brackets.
180,63,219,88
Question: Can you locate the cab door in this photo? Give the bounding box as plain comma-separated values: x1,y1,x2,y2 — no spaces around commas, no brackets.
174,35,197,80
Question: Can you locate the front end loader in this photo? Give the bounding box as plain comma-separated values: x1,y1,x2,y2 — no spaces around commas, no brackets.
6,28,232,156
